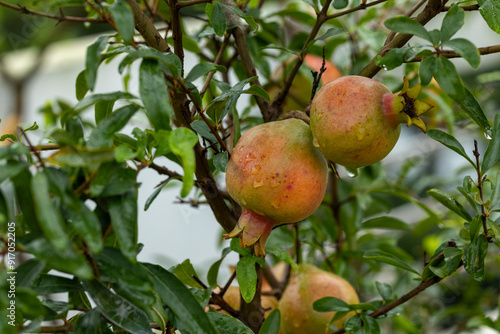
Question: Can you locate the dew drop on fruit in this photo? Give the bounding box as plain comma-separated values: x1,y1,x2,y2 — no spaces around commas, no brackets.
312,137,320,148
346,169,358,178
253,180,264,188
250,164,261,175
356,127,365,140
271,201,279,209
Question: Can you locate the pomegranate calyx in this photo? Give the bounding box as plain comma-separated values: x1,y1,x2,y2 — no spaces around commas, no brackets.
395,77,433,133
223,209,275,257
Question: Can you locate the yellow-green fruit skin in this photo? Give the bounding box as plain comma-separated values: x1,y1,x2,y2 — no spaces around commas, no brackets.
279,264,359,333
310,76,401,168
226,119,328,224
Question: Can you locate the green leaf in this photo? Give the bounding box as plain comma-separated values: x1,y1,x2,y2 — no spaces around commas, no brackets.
419,55,436,86
119,47,182,77
191,119,218,142
108,189,138,263
83,280,152,334
47,146,115,170
245,85,271,101
427,188,472,221
16,259,46,287
207,247,231,287
0,161,30,184
214,152,229,173
220,3,258,32
482,114,500,172
185,62,226,83
85,35,109,91
33,274,83,294
72,309,113,334
375,281,392,300
344,314,363,333
96,247,155,306
23,238,93,279
142,263,218,334
265,246,297,271
362,217,410,230
139,59,172,131
360,313,381,334
95,100,115,124
427,129,476,167
169,128,199,197
258,309,281,334
442,38,480,69
75,70,89,101
206,2,227,37
109,0,134,44
333,0,348,9
11,169,42,234
174,259,204,288
440,4,464,42
455,88,493,137
31,172,70,251
75,91,136,112
384,16,432,42
491,172,500,210
236,256,258,303
464,234,489,281
364,250,420,276
144,179,171,211
87,104,140,148
433,57,465,97
313,296,351,312
375,47,411,71
478,0,500,34
208,312,254,334
115,144,136,162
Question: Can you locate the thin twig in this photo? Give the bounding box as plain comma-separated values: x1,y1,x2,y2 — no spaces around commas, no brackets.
0,1,106,23
177,0,212,8
473,140,488,235
325,0,388,20
21,128,44,168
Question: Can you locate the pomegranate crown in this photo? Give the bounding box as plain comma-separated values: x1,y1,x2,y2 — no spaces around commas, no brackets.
392,77,433,133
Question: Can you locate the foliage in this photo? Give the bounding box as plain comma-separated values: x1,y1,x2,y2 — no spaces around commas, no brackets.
0,0,499,333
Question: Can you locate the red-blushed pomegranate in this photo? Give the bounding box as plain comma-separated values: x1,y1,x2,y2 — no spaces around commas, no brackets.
224,119,328,257
310,76,432,168
279,264,359,333
221,286,278,318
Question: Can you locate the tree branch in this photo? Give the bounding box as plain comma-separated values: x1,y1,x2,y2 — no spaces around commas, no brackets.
0,1,105,23
177,0,213,8
407,44,500,62
125,0,170,52
359,0,449,78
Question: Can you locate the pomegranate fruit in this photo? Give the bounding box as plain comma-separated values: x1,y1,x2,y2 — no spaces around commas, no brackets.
310,76,432,168
266,55,342,112
224,119,328,257
279,264,359,333
221,286,278,318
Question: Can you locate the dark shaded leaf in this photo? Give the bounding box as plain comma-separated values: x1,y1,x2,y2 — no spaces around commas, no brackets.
482,114,500,172
33,275,83,294
384,16,432,41
208,312,253,334
441,4,464,41
83,280,152,334
313,296,351,312
142,263,218,334
85,35,109,91
88,104,140,148
108,189,138,263
109,1,134,44
364,250,420,276
362,217,410,230
214,152,229,173
207,247,231,287
139,59,173,131
427,129,476,167
478,0,500,34
464,234,488,281
236,256,258,303
427,188,472,221
75,70,89,101
206,2,226,37
443,38,480,68
455,88,493,137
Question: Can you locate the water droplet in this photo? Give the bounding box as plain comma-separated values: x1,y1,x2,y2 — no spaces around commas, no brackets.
484,132,492,140
356,127,365,140
253,180,264,188
346,168,358,178
271,201,279,209
250,164,261,175
239,145,245,151
240,199,247,206
270,178,279,188
382,64,388,71
312,137,320,148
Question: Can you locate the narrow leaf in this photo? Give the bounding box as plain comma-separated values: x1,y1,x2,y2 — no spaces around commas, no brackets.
433,57,465,97
207,247,231,287
83,280,152,334
214,152,229,173
169,128,199,197
75,70,89,101
139,59,172,131
185,62,226,83
464,234,489,281
427,129,476,167
313,296,351,312
108,189,138,263
258,309,281,334
87,104,139,148
85,35,109,91
362,217,410,230
364,250,420,276
441,4,464,41
427,188,473,221
443,38,480,68
109,1,135,44
384,16,432,41
208,312,253,334
236,256,258,303
142,263,218,334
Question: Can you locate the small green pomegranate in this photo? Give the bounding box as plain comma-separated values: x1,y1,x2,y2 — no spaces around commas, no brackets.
310,76,432,168
279,264,359,333
224,119,328,257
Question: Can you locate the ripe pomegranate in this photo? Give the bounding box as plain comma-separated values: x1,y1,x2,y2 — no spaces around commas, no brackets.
310,76,432,168
224,119,328,257
279,264,359,333
221,286,278,318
